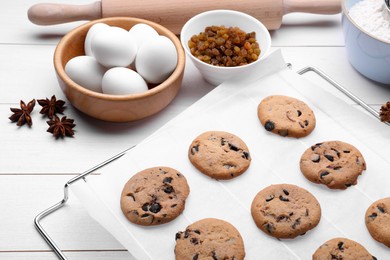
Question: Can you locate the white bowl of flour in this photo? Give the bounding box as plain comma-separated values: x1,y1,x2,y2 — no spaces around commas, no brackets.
342,0,390,84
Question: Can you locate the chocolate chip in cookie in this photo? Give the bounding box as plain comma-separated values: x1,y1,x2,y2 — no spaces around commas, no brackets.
300,141,366,189
120,166,190,226
251,184,321,239
257,95,316,138
188,131,251,180
175,218,245,260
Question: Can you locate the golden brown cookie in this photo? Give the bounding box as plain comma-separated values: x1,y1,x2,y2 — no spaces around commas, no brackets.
365,197,390,248
120,166,190,226
175,218,245,260
257,95,316,138
188,131,251,180
251,184,321,239
300,141,366,190
313,237,377,260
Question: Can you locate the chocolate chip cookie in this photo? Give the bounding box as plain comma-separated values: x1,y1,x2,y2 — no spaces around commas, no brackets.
313,237,377,260
251,184,321,239
175,218,245,260
257,95,316,138
365,197,390,248
188,131,251,180
120,166,190,226
300,141,366,190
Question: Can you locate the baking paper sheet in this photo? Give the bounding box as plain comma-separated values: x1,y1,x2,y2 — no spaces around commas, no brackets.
71,50,390,259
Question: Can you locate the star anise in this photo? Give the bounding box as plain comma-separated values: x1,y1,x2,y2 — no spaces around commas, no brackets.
47,115,76,138
380,101,390,122
9,99,36,126
37,95,66,119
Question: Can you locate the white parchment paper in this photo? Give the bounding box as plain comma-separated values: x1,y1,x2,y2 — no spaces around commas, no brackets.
71,50,390,259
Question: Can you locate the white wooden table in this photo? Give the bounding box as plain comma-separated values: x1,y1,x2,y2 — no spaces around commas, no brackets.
1,1,389,259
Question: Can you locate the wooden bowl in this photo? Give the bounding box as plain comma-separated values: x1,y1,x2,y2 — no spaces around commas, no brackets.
54,17,185,122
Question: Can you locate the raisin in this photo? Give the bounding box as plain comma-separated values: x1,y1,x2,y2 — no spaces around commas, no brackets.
163,177,173,183
265,195,275,202
193,254,199,260
163,185,174,194
190,237,199,245
171,204,177,208
324,155,334,162
175,232,182,240
149,203,162,213
141,213,150,218
343,150,350,153
184,230,190,238
194,229,201,234
264,120,275,131
279,195,289,202
264,222,274,234
142,203,149,211
212,251,218,260
338,241,344,250
320,171,329,179
369,213,378,220
283,189,289,196
229,143,239,151
297,110,302,116
311,143,322,150
191,145,199,155
291,218,301,229
242,151,250,160
377,206,385,213
304,120,309,126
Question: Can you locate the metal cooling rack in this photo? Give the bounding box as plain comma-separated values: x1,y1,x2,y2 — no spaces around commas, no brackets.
34,66,389,260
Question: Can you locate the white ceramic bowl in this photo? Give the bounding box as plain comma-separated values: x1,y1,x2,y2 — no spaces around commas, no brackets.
342,0,390,84
180,10,272,85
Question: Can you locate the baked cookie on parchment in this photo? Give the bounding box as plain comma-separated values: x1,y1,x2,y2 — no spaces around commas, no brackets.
120,166,190,226
300,141,366,190
188,131,251,180
365,197,390,248
257,95,316,138
313,237,377,260
175,218,245,260
251,184,321,239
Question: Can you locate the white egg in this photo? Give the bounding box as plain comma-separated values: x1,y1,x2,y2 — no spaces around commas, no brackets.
102,67,148,95
135,36,178,84
91,26,137,68
129,23,159,50
84,23,110,56
65,55,106,93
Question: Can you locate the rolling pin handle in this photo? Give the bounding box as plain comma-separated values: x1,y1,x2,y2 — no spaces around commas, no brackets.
283,0,341,14
27,1,103,25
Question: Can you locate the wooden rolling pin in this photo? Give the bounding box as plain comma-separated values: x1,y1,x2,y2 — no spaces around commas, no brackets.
28,0,341,33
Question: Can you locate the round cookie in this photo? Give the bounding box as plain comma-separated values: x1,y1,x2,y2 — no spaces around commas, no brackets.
313,237,377,260
300,141,366,190
175,218,245,260
251,184,321,239
257,95,316,138
120,166,190,226
188,131,251,180
365,197,390,248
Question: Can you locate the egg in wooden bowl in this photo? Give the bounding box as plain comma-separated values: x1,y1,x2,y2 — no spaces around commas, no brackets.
54,17,185,122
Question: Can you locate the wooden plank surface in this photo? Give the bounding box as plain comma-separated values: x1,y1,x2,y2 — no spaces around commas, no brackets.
1,0,389,259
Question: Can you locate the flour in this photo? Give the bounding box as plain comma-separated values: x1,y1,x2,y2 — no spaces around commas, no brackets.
349,0,390,42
